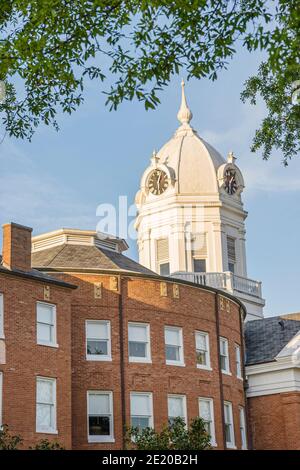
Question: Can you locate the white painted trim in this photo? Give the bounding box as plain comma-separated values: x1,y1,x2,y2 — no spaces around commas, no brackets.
167,394,187,425
36,302,57,348
199,397,216,447
195,331,211,370
224,401,235,449
165,326,185,367
86,320,112,362
87,390,114,443
220,337,230,374
246,361,300,397
239,406,247,450
128,322,152,363
36,376,57,434
130,391,154,429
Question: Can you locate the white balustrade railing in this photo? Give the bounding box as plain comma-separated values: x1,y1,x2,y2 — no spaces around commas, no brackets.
170,271,262,298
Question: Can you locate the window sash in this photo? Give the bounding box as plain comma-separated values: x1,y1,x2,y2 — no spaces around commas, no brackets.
224,402,235,447
220,338,229,372
37,303,56,346
235,345,242,377
87,391,113,441
130,393,153,430
195,332,210,367
199,398,216,445
86,321,111,360
36,377,56,433
168,395,186,422
128,323,150,361
239,407,247,449
165,327,183,364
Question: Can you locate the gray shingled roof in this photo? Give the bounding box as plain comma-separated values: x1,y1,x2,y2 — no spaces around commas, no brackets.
245,315,300,366
31,244,154,275
0,255,75,288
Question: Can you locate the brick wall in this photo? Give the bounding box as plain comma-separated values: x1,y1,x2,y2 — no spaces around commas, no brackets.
248,392,300,449
0,272,73,449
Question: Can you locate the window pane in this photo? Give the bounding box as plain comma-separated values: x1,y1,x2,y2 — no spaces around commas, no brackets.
196,333,206,351
37,323,52,343
37,304,53,325
37,380,53,404
168,397,184,418
87,340,108,356
131,417,150,430
193,259,206,273
166,345,180,361
220,355,227,371
165,328,180,346
37,404,52,428
225,423,232,443
86,322,108,339
128,325,147,342
159,262,170,276
129,341,146,358
199,400,211,421
131,394,151,416
89,393,110,415
197,351,207,365
89,416,110,436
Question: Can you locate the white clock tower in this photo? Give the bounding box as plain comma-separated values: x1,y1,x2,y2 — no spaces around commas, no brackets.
135,81,265,320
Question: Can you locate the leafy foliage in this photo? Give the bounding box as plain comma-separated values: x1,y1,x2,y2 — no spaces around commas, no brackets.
29,439,65,450
125,416,211,450
0,1,299,161
0,424,23,450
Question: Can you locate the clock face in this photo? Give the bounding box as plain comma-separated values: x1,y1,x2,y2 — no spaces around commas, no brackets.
224,169,238,195
148,170,168,195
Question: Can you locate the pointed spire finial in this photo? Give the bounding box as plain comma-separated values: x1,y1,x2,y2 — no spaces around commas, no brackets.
177,79,193,125
150,149,159,166
227,151,237,164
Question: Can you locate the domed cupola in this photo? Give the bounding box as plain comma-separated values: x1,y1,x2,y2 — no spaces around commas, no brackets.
135,81,264,321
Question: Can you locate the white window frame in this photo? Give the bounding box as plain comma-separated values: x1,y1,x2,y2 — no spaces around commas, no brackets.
0,293,4,339
36,302,57,348
0,372,2,427
195,331,211,370
87,390,114,443
224,401,236,449
239,406,247,450
86,320,112,361
36,376,57,434
130,392,154,430
165,326,185,366
199,397,216,447
128,322,151,363
220,337,231,375
167,394,187,425
235,344,242,379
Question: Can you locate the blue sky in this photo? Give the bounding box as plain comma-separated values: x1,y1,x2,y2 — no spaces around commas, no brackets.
0,46,299,317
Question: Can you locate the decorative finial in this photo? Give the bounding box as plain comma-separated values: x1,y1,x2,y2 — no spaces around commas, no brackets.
177,79,193,125
227,151,237,164
151,149,159,166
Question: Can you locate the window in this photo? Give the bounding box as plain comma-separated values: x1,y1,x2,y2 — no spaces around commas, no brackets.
199,398,216,446
156,238,170,275
224,401,235,448
235,345,242,378
0,293,4,338
86,320,111,361
165,326,184,366
87,391,114,442
239,407,247,450
130,392,153,431
168,395,187,426
36,377,57,434
0,372,2,427
227,236,236,273
36,302,57,347
220,337,230,374
195,331,211,369
128,323,151,363
193,259,206,273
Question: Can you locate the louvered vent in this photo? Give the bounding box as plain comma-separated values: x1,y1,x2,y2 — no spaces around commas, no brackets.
227,236,236,262
191,233,207,258
156,238,169,263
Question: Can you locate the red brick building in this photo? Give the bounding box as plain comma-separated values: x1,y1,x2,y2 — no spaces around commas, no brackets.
0,223,248,449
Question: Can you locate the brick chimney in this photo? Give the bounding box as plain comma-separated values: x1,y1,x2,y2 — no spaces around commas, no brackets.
2,223,33,272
